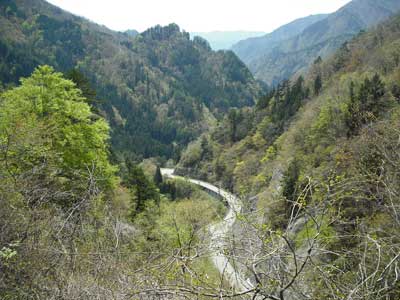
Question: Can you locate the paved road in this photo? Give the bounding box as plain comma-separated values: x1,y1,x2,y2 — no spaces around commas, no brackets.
160,168,255,293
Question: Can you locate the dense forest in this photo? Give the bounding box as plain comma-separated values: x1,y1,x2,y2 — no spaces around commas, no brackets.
1,0,400,299
0,65,227,299
178,13,400,299
232,0,400,85
0,0,262,161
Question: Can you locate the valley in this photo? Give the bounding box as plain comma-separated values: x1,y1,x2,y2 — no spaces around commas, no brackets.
160,168,252,292
1,0,400,299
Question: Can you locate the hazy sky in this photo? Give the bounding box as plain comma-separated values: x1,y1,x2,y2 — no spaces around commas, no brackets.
46,0,352,33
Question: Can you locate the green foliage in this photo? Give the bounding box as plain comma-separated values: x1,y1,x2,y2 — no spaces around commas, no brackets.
0,246,17,261
282,159,300,203
0,65,125,299
65,68,98,105
228,108,240,143
0,65,116,206
200,136,213,160
295,217,337,249
346,74,386,136
270,77,309,123
125,162,159,217
173,13,400,299
153,165,163,186
314,74,322,95
180,74,311,194
0,2,262,160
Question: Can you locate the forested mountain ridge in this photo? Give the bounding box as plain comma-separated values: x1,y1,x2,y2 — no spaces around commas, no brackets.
177,12,400,299
232,0,400,85
1,0,400,298
231,14,328,65
0,0,262,160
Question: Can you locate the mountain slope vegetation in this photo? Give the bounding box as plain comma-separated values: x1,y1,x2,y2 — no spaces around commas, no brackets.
232,0,400,85
232,14,327,66
0,66,229,300
0,0,261,160
178,13,400,299
1,1,400,299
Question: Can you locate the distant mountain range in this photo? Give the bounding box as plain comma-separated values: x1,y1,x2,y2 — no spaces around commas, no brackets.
191,31,266,50
232,0,400,85
232,14,328,65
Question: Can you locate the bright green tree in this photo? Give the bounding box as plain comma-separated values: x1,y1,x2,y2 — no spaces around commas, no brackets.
0,65,116,206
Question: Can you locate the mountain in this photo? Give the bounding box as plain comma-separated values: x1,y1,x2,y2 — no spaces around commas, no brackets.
0,0,262,160
1,0,400,299
123,29,139,37
191,31,266,50
231,14,328,64
177,13,400,299
232,0,400,85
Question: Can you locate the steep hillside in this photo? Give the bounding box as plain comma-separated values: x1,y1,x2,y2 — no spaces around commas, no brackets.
191,31,266,50
0,65,227,298
233,0,400,85
232,14,327,65
0,0,262,160
178,14,400,299
1,0,400,299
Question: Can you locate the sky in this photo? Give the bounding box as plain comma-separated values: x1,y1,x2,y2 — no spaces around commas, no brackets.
46,0,352,33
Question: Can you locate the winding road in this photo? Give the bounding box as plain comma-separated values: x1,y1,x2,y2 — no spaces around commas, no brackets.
160,168,255,293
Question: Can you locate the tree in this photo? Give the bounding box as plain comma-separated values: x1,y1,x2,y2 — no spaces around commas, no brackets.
200,136,212,160
282,158,301,218
313,56,322,65
228,109,239,143
360,73,385,116
65,68,98,106
154,165,163,186
125,162,159,217
346,81,360,136
0,65,116,207
346,74,386,137
314,74,322,96
256,89,275,110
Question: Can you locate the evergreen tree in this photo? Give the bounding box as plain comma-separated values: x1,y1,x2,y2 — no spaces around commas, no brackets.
282,159,300,218
200,136,212,160
364,73,385,116
346,74,386,137
228,109,239,143
346,81,360,137
125,162,159,217
66,68,97,104
154,165,163,186
256,89,275,110
313,56,322,65
314,74,322,96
